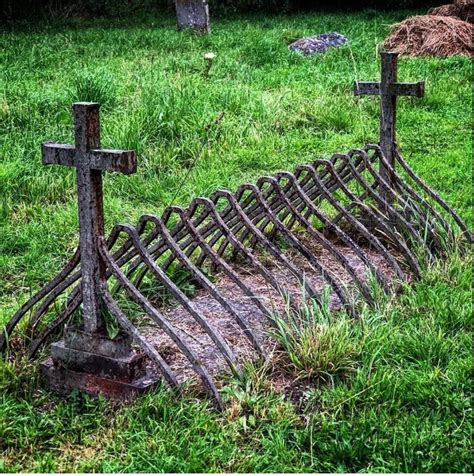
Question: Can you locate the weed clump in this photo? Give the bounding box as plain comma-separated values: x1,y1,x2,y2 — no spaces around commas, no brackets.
272,294,360,385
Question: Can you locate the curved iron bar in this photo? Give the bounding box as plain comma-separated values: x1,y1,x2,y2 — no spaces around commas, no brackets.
266,172,375,304
329,147,438,242
27,227,149,356
27,272,81,333
208,188,321,309
227,154,370,258
28,225,151,337
176,155,366,274
312,157,421,278
320,155,420,277
340,149,426,274
27,222,141,336
320,163,420,279
343,146,456,257
365,145,459,248
393,148,473,243
96,150,373,298
274,170,392,294
97,237,224,409
187,196,309,308
0,248,81,352
164,205,274,322
137,214,264,357
246,180,355,316
113,221,243,376
126,152,371,294
29,292,82,358
351,147,444,257
99,286,179,389
240,153,371,249
295,162,406,282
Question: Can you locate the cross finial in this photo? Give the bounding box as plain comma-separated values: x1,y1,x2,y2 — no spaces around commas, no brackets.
42,103,137,333
354,51,424,195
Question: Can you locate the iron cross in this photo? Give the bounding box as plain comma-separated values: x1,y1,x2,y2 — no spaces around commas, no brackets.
42,103,137,334
354,51,424,192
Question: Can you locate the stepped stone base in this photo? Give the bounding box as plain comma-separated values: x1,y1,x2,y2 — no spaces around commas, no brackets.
40,326,160,399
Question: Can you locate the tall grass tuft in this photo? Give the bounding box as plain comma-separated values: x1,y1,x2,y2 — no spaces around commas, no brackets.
73,69,117,107
272,289,361,385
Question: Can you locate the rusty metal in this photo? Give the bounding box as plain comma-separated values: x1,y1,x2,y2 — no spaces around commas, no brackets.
2,52,471,408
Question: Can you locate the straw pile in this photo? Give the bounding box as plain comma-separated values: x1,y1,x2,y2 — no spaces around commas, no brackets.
381,14,473,57
429,0,474,24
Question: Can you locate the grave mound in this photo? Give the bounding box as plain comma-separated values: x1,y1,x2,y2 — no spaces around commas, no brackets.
3,53,472,408
381,15,473,57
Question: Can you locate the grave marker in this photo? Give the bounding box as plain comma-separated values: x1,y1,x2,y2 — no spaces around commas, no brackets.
354,51,425,199
175,0,210,33
42,103,136,333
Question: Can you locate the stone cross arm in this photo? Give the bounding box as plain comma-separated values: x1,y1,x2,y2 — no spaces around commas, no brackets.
42,142,137,175
354,80,425,97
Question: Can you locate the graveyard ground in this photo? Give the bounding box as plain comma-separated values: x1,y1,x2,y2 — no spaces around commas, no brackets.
0,9,472,473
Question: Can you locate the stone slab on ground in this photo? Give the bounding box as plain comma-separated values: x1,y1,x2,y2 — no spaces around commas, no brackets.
289,32,348,56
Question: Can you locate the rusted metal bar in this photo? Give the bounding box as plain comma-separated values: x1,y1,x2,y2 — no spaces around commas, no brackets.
138,215,264,356
0,249,80,352
273,170,392,293
189,196,307,307
98,237,224,409
249,179,354,315
267,173,375,303
295,162,406,281
112,222,242,376
349,147,442,257
393,148,473,243
315,157,419,279
209,189,321,308
99,286,179,389
159,156,361,274
353,145,457,255
164,205,274,320
341,149,426,274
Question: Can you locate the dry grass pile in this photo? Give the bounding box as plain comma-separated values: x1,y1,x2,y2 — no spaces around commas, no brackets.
429,0,474,24
381,14,473,57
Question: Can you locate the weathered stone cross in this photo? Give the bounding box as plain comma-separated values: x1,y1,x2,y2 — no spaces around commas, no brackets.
42,103,137,334
354,51,425,193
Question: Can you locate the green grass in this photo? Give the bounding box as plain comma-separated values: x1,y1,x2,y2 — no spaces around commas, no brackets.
0,9,472,472
1,253,471,472
272,289,361,384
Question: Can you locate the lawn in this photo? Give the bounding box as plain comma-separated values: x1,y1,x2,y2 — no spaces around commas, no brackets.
0,8,472,472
